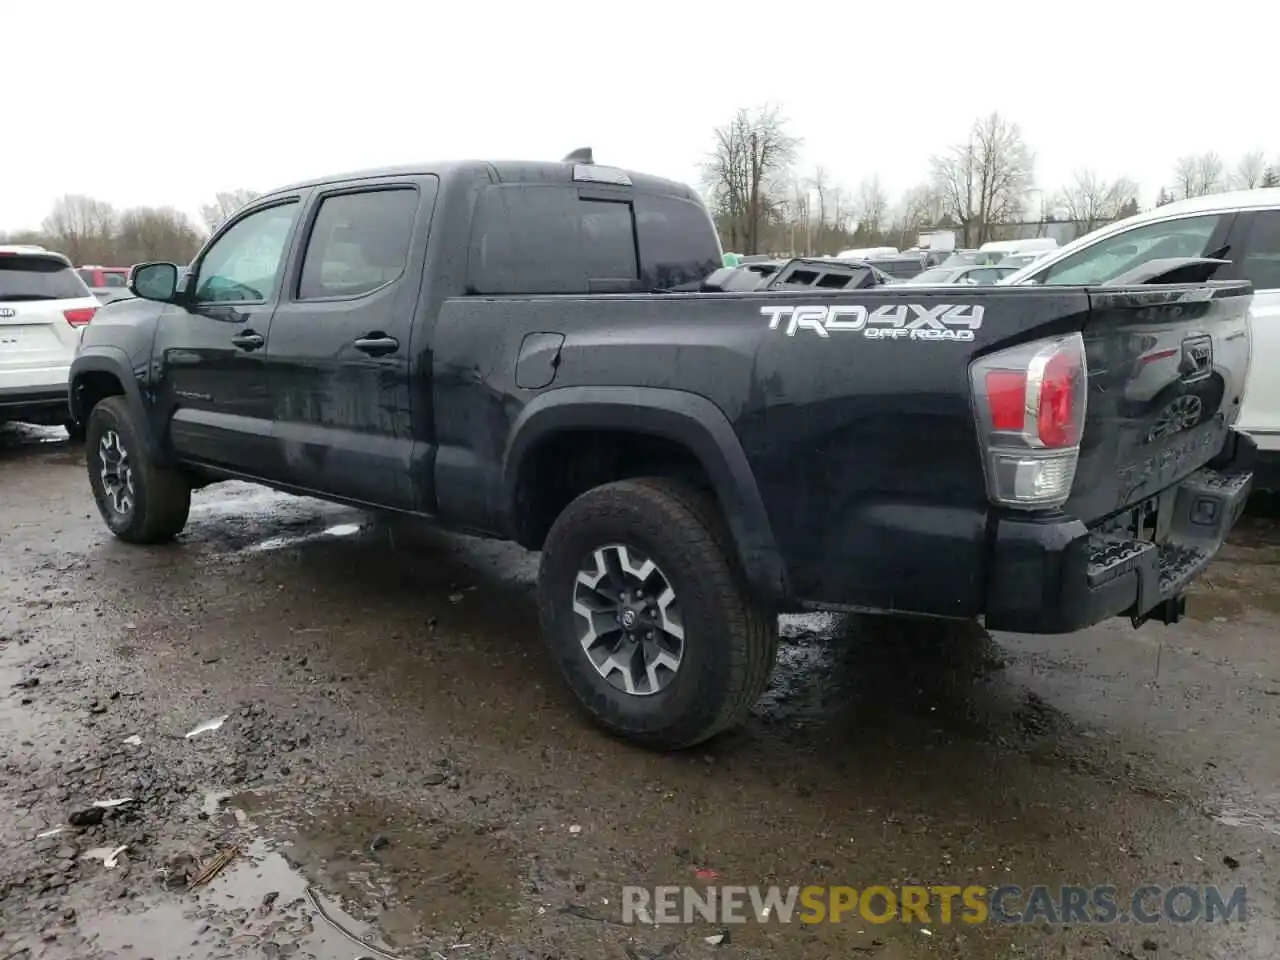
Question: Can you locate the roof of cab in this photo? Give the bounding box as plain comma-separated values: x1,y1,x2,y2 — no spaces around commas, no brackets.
260,159,702,203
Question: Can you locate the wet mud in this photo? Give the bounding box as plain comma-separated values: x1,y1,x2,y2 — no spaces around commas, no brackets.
1,422,1277,959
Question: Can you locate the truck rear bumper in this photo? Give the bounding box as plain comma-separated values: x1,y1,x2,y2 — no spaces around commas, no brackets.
983,433,1255,634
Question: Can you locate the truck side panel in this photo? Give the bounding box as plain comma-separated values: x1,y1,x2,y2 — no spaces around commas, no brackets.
429,286,1100,616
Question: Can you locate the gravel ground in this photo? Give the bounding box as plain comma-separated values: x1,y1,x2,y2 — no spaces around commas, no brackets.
1,422,1277,960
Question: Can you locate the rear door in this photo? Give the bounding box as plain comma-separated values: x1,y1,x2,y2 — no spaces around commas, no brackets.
1224,207,1280,446
0,253,94,393
264,176,434,509
154,197,304,476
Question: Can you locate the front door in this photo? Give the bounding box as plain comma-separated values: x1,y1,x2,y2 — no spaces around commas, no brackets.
154,197,304,477
264,177,436,509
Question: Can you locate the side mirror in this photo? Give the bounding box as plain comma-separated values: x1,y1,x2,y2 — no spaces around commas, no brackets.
130,262,179,302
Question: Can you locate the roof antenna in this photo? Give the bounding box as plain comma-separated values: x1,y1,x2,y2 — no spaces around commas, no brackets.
563,147,594,163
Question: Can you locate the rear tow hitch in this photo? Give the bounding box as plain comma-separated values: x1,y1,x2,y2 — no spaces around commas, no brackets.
1132,595,1187,628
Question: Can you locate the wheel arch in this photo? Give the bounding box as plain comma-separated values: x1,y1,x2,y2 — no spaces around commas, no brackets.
70,348,162,461
502,386,789,604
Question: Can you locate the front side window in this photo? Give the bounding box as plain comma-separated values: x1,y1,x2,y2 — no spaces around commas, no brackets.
1036,214,1224,286
1238,209,1280,291
298,188,418,300
194,201,299,304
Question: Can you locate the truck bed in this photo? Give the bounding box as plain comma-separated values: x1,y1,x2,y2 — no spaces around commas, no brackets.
429,281,1253,622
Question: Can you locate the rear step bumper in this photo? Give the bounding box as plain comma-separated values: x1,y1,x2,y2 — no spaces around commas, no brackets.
983,431,1255,634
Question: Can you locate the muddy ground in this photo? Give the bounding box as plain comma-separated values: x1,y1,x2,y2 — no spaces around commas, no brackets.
0,423,1277,960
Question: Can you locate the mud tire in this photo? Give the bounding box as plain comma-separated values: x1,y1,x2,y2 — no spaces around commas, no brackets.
538,477,778,750
86,396,191,544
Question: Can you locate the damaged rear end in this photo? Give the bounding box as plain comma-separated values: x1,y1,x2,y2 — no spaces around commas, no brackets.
979,278,1255,633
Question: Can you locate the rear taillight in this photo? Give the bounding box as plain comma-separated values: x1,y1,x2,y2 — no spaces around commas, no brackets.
64,307,97,327
970,333,1087,509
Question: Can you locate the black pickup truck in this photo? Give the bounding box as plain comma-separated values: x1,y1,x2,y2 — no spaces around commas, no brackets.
69,153,1256,750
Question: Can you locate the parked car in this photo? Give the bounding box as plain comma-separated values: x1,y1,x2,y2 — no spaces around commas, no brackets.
862,253,930,279
77,265,134,305
996,251,1052,269
999,188,1280,486
71,153,1254,750
903,264,1018,285
940,249,1004,267
0,245,98,437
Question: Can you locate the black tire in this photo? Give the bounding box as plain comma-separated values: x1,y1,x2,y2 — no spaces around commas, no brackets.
86,396,191,543
538,477,778,750
64,418,86,443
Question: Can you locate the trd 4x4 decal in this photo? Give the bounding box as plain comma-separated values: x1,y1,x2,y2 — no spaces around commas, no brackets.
761,303,985,342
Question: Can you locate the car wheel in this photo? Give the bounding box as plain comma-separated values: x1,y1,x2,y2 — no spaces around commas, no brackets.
538,477,778,750
86,396,191,543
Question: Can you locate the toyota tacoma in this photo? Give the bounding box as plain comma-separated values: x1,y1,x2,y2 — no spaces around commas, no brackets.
69,152,1256,749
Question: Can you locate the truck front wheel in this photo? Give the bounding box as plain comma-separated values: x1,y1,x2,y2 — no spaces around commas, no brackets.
86,396,192,544
537,477,778,750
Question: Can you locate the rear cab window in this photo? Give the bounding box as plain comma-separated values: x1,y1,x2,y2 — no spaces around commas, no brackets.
1,255,92,301
467,183,720,294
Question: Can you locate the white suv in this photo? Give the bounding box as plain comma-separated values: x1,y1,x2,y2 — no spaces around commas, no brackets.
0,245,100,438
1001,188,1280,485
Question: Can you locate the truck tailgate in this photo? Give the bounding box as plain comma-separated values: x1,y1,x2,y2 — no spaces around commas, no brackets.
1065,282,1252,525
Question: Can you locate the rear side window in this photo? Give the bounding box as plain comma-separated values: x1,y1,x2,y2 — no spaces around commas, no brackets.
634,194,722,290
0,256,91,301
1237,209,1280,291
299,188,418,300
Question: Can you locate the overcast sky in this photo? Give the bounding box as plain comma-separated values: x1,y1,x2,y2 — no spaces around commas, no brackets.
5,0,1277,233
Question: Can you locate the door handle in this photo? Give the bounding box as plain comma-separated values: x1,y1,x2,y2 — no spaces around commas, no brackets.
353,334,399,356
230,331,265,351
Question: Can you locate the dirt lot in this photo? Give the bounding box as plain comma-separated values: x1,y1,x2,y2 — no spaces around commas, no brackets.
1,423,1277,960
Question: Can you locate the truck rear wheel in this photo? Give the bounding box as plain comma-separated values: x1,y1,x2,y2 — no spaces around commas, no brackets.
537,477,778,750
86,396,192,544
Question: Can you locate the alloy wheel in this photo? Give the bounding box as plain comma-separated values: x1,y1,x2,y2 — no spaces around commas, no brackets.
572,544,685,696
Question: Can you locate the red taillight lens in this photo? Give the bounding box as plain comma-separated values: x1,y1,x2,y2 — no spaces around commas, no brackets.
1037,348,1084,448
64,307,97,327
970,333,1087,509
985,371,1028,432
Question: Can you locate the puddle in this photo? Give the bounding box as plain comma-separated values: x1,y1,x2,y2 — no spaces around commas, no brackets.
241,522,368,555
1212,801,1280,836
85,839,394,960
230,793,524,946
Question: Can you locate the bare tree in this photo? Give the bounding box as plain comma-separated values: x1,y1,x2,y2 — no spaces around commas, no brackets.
1171,153,1225,199
1232,151,1267,190
703,106,800,255
1264,166,1280,189
853,176,890,242
829,185,849,235
1056,169,1140,234
897,183,947,232
41,195,118,264
116,207,205,264
199,189,259,233
808,166,830,231
929,112,1034,246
